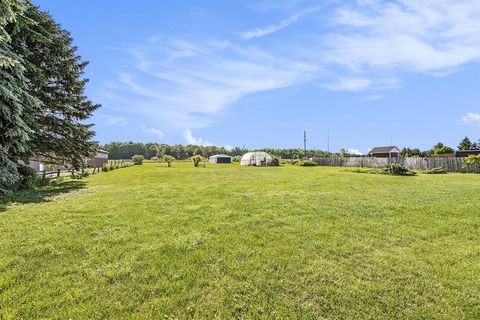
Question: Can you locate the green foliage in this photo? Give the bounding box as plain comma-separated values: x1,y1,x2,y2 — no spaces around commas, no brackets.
458,137,473,151
232,155,241,162
380,163,416,176
151,156,160,162
102,166,109,172
0,152,18,194
14,164,37,190
295,160,318,167
434,146,455,155
0,0,38,191
464,155,480,167
132,155,144,165
10,5,100,171
271,157,280,166
425,167,447,174
162,155,175,167
401,148,423,157
191,155,206,167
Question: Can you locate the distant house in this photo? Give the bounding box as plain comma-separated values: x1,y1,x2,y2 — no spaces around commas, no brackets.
369,146,401,158
209,154,232,164
86,149,109,167
455,150,480,157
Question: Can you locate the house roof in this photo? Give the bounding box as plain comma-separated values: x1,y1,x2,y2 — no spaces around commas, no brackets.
97,149,109,154
369,146,401,154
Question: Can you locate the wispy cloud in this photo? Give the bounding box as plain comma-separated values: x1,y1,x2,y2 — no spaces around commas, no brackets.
97,0,480,139
320,77,372,92
461,113,480,126
140,124,165,139
240,6,321,40
104,38,318,132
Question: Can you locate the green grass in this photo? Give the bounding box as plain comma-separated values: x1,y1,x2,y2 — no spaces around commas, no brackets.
1,162,480,319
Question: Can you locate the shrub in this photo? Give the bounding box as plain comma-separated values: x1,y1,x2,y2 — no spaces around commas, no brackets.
132,155,144,165
233,156,241,163
102,166,109,172
290,160,299,165
380,163,416,176
15,165,37,190
425,167,447,174
295,160,317,167
272,157,280,166
464,155,480,167
434,146,455,155
191,155,206,167
163,155,175,167
151,156,160,162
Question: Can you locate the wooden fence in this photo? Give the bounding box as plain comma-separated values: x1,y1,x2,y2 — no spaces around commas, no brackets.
311,157,480,173
37,160,133,179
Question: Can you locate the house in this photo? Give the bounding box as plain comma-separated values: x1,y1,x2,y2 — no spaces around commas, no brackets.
26,160,45,173
368,146,401,158
455,150,480,157
86,149,109,167
209,154,232,164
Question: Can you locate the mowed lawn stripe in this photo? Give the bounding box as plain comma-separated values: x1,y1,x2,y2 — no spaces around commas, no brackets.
1,162,480,319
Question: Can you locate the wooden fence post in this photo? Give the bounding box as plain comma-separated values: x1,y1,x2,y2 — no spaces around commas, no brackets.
57,169,61,178
42,169,46,180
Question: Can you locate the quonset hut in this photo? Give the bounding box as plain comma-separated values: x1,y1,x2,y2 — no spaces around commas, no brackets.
240,152,272,166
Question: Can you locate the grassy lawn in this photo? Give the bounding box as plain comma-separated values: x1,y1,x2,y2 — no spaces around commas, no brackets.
1,162,480,319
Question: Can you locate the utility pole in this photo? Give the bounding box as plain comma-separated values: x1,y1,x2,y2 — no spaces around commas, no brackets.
327,130,330,153
303,130,307,160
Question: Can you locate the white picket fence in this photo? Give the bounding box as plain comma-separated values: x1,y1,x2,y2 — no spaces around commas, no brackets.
311,157,480,173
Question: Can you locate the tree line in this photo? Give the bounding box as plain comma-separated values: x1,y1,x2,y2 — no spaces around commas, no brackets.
1,0,99,193
104,136,480,162
401,137,480,157
103,142,360,160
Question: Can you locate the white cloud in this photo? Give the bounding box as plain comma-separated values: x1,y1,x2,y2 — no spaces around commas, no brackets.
461,113,480,126
97,0,480,136
141,124,165,139
183,129,213,146
320,77,372,91
240,6,321,40
325,0,480,73
347,148,363,155
106,39,318,131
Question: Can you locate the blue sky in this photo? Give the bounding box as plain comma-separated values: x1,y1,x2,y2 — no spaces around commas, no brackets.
34,0,480,153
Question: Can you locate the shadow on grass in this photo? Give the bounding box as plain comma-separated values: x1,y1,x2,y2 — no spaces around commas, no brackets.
0,180,86,213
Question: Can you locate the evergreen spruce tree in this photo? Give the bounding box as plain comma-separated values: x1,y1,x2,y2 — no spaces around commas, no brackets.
0,0,37,193
10,4,100,170
458,136,472,151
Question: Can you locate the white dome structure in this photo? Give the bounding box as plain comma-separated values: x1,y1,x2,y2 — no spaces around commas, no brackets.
240,152,273,166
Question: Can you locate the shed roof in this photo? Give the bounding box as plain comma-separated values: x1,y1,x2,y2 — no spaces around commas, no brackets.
97,149,109,154
369,146,401,154
210,154,232,158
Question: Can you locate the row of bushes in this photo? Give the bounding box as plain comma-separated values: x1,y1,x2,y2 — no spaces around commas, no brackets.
100,161,134,172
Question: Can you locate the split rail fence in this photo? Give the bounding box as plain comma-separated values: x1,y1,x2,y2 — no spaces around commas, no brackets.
311,157,480,173
36,160,133,179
